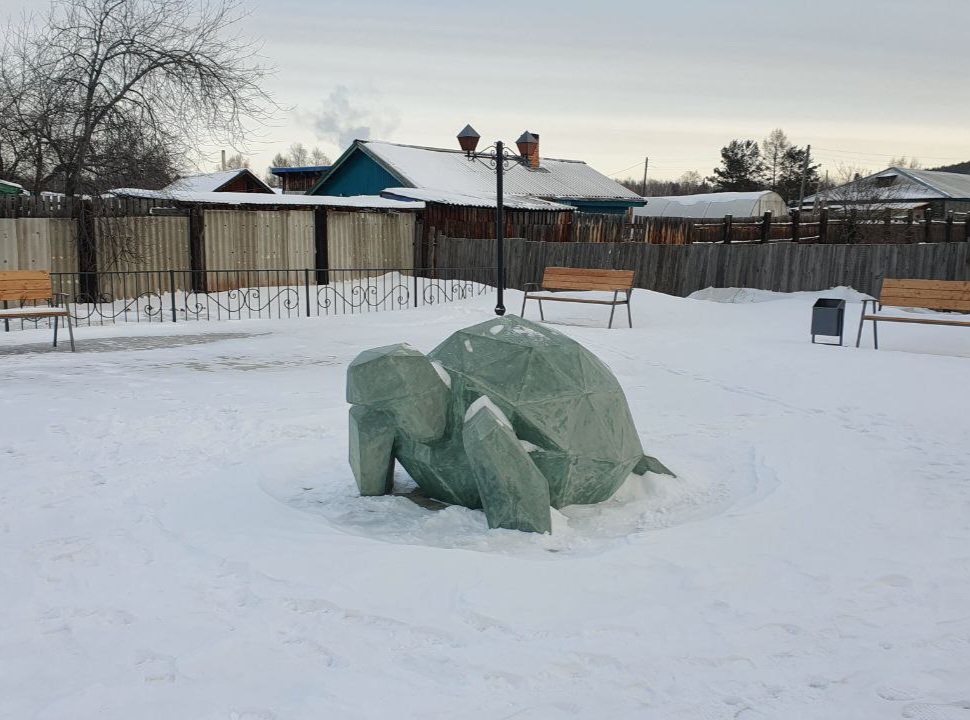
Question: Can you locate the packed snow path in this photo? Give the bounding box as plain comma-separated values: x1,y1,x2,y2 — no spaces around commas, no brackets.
2,288,969,719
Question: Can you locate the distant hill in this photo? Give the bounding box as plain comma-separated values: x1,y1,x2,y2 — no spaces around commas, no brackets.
929,161,970,174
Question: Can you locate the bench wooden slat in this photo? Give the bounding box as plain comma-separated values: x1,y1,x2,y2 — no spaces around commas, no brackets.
525,295,629,306
880,297,970,313
882,279,970,292
543,282,633,292
863,314,970,328
0,270,52,281
543,272,633,280
543,269,633,279
0,278,54,289
880,289,970,302
0,307,69,318
0,289,56,301
543,267,634,277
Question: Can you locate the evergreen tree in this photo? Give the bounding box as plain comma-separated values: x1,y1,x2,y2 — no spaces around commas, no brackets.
775,146,821,203
708,140,765,192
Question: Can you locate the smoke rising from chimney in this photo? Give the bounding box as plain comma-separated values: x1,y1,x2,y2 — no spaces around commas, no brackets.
311,86,399,152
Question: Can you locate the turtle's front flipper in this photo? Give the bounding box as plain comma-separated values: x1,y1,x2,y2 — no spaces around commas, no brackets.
633,454,675,477
462,403,552,533
349,405,397,495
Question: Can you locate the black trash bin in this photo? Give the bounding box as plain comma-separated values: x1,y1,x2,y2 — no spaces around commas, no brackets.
811,298,846,346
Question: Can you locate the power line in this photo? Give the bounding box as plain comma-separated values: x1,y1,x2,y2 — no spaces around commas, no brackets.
607,160,645,177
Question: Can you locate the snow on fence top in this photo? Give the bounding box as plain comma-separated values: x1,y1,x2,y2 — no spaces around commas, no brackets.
109,188,424,210
381,187,573,211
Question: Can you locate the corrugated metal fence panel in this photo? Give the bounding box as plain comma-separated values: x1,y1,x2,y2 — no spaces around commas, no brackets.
0,219,44,270
49,219,78,275
283,209,314,269
203,209,313,290
0,218,75,271
327,211,415,273
95,216,190,299
204,209,246,276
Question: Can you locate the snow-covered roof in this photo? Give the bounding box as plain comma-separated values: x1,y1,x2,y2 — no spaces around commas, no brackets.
804,167,970,206
326,140,641,202
163,169,273,194
110,187,424,210
0,179,25,191
634,191,789,219
892,168,970,198
380,187,573,211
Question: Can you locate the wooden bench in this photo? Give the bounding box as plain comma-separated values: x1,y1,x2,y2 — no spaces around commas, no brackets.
520,267,635,328
855,279,970,349
0,271,75,351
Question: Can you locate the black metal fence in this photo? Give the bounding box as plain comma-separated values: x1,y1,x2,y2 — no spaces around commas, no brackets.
2,267,497,331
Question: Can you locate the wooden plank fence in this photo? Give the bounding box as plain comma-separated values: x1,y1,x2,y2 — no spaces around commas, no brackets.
561,212,970,246
436,236,970,298
0,194,175,219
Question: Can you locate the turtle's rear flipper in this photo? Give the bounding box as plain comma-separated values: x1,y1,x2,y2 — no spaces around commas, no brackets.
633,454,674,477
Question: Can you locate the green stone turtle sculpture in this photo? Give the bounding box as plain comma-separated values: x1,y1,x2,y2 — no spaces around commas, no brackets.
346,315,671,533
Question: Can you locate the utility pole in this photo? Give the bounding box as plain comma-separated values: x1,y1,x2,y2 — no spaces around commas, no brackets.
642,156,649,195
797,144,811,212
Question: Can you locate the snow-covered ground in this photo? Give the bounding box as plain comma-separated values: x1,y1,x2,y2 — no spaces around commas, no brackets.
2,287,969,720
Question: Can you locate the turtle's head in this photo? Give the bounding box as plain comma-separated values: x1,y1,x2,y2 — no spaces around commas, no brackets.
346,344,449,442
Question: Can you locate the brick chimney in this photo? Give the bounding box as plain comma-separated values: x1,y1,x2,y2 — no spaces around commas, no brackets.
516,131,540,169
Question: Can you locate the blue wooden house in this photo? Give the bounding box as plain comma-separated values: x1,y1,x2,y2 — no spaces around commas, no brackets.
307,138,644,215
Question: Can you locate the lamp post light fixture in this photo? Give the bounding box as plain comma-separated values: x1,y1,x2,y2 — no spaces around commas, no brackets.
456,124,537,316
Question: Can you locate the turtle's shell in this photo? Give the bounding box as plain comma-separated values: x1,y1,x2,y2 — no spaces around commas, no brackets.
427,315,643,507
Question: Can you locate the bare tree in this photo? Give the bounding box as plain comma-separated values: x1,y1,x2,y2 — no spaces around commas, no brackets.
678,170,703,194
224,152,249,170
761,128,791,193
0,0,275,196
618,173,711,197
888,155,922,169
310,147,331,166
288,143,309,167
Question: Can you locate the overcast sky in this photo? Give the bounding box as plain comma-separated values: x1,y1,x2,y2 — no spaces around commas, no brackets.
7,0,970,181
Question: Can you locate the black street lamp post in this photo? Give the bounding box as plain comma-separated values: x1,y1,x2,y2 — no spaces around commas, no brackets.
457,125,537,316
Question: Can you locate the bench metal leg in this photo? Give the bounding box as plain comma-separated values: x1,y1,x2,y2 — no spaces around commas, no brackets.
66,313,75,352
607,291,619,328
873,318,878,350
855,300,873,348
52,315,58,348
520,294,528,318
538,299,544,321
626,292,633,328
